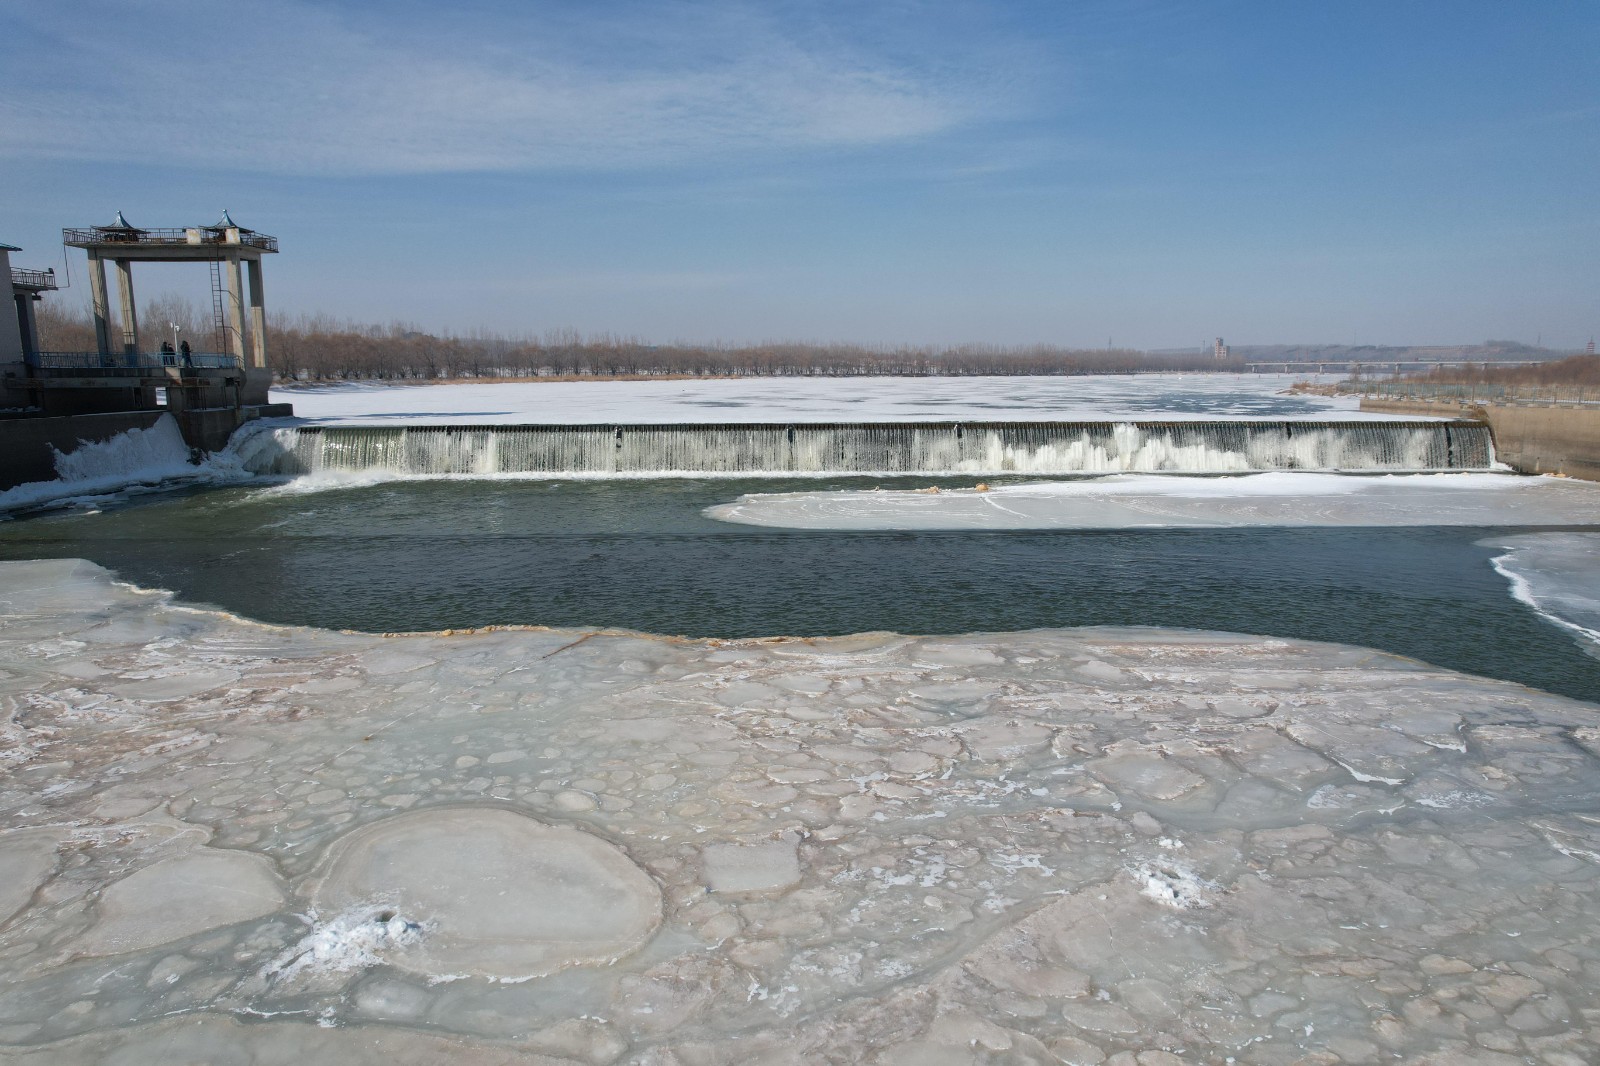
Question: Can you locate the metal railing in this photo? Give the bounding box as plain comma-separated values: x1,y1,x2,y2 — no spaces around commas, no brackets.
1341,381,1600,408
61,227,279,252
31,351,240,371
10,268,58,290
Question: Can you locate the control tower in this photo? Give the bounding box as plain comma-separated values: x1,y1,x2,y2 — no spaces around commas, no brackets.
0,212,292,449
63,210,276,383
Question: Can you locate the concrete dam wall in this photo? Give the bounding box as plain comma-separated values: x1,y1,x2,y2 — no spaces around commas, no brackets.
1361,399,1600,482
240,420,1495,477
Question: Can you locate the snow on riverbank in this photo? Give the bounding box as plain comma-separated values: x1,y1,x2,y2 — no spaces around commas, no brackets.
2,559,1599,1063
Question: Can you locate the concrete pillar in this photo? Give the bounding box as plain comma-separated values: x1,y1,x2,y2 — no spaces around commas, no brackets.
16,294,40,362
88,252,111,358
113,258,139,357
224,253,248,362
246,257,267,369
0,249,22,365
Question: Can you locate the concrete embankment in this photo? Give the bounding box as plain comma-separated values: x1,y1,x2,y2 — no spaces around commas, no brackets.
1361,397,1600,481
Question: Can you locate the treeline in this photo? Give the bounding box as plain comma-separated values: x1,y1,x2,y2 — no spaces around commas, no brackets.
33,301,1239,379
1405,354,1600,387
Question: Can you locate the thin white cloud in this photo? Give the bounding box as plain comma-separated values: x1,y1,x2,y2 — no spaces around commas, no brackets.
2,1,1012,175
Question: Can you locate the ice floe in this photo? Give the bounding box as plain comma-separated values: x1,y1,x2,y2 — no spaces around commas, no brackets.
303,807,663,981
1,558,1598,1063
1488,532,1600,656
708,470,1600,530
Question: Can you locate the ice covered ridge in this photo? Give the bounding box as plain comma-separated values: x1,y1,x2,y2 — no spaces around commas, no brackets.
0,416,215,516
0,414,264,517
2,560,1599,1063
708,471,1600,530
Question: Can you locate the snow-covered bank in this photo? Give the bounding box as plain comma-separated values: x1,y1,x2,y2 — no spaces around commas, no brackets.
2,559,1598,1063
1489,532,1600,656
272,373,1398,425
707,471,1600,530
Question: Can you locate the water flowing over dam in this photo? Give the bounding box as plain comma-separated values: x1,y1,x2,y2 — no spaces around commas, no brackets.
240,419,1494,477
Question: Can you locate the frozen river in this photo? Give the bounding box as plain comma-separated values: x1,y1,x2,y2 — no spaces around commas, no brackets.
1,375,1599,1063
272,372,1384,425
2,559,1599,1064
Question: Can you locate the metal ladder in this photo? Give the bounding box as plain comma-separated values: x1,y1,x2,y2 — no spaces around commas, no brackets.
208,258,232,354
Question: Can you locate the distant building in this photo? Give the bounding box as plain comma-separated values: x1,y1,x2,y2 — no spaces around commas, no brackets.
1588,337,1595,355
1213,337,1231,361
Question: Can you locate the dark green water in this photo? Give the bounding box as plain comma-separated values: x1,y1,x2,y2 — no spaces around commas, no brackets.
2,477,1597,702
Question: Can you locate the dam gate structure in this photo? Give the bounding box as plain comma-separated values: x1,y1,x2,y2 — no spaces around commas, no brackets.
242,419,1495,478
1,212,292,454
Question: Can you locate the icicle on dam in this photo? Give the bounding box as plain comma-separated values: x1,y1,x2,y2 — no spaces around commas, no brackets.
240,420,1495,477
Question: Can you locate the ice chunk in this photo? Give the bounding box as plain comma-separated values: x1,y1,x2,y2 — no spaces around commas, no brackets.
78,848,286,956
0,829,60,925
701,837,803,894
304,808,662,980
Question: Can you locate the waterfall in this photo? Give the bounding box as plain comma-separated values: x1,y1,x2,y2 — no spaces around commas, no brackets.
242,420,1495,478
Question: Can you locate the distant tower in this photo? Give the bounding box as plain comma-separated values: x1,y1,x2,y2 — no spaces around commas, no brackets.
1213,337,1230,361
1588,337,1596,355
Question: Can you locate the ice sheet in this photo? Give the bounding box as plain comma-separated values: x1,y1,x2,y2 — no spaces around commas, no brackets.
272,373,1400,426
1488,532,1600,656
707,471,1600,530
2,559,1599,1063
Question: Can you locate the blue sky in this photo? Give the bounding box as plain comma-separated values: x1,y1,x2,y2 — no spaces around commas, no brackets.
2,0,1595,348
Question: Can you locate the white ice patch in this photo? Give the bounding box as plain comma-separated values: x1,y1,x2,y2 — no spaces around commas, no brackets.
1130,861,1216,909
1487,533,1600,656
265,907,426,982
1412,788,1494,810
707,472,1597,531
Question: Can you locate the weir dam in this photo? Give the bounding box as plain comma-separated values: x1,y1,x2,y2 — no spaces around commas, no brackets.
240,419,1495,477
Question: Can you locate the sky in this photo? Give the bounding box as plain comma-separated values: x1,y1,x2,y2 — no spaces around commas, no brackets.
2,0,1596,350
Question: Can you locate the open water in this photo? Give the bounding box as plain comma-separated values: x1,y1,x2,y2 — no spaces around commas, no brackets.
2,476,1597,701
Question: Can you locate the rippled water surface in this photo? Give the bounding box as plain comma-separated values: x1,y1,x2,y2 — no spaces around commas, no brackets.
2,476,1597,701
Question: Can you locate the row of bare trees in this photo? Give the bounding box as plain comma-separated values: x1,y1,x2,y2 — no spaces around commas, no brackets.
33,298,1241,380
1403,354,1600,387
